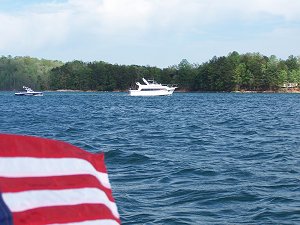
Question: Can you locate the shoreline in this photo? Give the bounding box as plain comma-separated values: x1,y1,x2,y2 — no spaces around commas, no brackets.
175,88,300,94
5,88,300,93
236,88,300,93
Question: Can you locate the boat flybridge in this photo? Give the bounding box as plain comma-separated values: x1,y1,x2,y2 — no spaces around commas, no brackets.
15,86,43,96
129,78,177,96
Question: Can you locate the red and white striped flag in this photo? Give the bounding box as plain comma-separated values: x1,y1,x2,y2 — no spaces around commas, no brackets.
0,134,121,225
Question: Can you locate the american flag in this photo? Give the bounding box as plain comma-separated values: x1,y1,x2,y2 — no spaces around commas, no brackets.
0,134,121,225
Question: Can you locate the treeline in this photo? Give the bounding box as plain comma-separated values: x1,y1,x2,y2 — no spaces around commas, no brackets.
191,52,300,91
50,52,298,91
1,52,300,92
49,60,175,91
0,56,63,91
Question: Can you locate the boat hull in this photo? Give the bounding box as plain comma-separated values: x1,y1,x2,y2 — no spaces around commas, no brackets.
129,89,175,96
15,92,43,96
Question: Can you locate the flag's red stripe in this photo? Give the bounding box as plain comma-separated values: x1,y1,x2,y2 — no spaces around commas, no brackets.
0,134,107,173
0,175,115,202
12,204,121,225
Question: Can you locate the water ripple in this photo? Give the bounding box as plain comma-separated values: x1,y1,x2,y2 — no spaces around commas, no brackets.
1,92,300,224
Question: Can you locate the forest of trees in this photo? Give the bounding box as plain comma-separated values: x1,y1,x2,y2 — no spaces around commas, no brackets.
0,56,63,91
1,52,300,92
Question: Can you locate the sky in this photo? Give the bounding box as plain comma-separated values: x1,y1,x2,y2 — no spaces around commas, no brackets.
0,0,300,68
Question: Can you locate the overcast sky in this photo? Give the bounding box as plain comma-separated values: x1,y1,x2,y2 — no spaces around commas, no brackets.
0,0,299,68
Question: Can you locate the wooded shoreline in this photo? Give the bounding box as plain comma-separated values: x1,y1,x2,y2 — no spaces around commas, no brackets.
41,87,300,93
1,52,299,92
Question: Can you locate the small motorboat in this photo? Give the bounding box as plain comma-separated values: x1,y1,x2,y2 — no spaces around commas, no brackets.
15,86,43,96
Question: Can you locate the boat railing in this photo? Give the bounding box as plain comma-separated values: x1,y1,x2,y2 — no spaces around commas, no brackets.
23,86,34,92
162,84,178,88
140,78,178,88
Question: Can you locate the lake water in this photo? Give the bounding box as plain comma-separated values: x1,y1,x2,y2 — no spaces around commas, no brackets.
1,92,300,224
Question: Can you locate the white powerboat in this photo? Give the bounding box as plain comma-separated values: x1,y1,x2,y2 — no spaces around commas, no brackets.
15,86,43,96
129,78,177,96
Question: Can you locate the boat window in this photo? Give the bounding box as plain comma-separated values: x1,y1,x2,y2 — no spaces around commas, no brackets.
140,88,166,91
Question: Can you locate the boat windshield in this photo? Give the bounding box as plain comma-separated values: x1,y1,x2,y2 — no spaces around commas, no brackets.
147,80,157,84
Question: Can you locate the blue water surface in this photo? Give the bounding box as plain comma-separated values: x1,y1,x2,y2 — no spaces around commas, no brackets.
1,92,300,224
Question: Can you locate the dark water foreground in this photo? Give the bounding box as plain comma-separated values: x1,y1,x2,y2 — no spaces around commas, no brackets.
1,92,300,224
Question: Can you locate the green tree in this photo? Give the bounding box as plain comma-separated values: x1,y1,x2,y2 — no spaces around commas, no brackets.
175,59,197,90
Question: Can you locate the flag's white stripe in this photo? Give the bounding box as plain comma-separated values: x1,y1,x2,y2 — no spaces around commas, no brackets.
0,157,110,189
3,188,119,218
48,219,119,225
